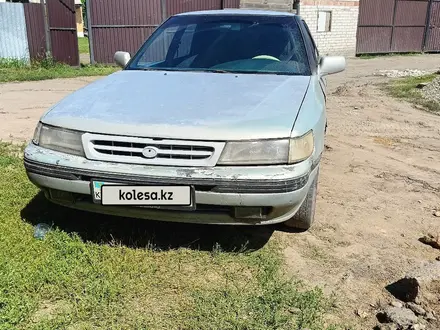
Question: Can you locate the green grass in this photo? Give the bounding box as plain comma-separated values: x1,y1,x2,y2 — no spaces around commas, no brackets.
78,37,89,55
358,52,420,59
0,142,342,330
385,73,440,113
0,59,118,83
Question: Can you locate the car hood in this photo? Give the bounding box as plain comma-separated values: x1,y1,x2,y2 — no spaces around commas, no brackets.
42,70,310,140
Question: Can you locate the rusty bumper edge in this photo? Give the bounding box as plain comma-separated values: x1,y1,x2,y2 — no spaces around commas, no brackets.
24,157,313,194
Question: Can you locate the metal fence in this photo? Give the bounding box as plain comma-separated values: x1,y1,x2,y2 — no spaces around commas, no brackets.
87,0,241,64
425,0,440,51
0,1,79,65
166,0,239,16
47,0,79,65
356,0,440,54
0,3,32,62
23,3,47,61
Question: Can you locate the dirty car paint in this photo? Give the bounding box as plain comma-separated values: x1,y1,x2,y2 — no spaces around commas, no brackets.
41,70,311,141
25,144,313,182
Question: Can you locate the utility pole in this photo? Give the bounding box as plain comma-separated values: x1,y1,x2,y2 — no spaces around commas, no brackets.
293,0,300,15
40,0,52,59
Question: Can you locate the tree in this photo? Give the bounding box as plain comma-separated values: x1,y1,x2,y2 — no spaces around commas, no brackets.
81,0,87,28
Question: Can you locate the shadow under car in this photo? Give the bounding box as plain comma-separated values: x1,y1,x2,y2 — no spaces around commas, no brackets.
21,192,275,252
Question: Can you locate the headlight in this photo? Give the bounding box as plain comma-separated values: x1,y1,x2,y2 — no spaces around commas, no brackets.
218,139,289,165
288,130,314,163
33,123,85,156
32,122,42,145
218,130,314,165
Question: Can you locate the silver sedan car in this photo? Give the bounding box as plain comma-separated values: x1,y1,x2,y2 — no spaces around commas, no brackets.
24,9,345,230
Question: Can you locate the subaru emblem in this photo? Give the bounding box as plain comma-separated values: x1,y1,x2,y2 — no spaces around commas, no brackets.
142,146,158,159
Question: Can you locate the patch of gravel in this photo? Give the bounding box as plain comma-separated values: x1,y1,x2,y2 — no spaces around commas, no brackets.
421,76,440,104
374,69,431,78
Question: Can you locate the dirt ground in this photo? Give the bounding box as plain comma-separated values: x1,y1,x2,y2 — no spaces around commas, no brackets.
1,54,440,328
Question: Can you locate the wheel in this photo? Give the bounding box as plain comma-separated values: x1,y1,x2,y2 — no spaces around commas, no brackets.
283,171,319,230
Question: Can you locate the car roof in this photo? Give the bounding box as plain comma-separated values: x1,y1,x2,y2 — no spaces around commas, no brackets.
174,9,297,17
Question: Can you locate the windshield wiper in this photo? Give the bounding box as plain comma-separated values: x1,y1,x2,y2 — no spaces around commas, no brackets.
129,67,301,76
203,69,231,73
136,67,178,72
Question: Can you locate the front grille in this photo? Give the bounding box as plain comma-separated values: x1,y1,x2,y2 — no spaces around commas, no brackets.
82,133,225,167
93,140,213,160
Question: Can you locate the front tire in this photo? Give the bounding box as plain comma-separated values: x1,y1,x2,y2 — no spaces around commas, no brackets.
283,171,319,230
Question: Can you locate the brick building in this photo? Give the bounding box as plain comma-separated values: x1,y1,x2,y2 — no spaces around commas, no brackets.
240,0,360,56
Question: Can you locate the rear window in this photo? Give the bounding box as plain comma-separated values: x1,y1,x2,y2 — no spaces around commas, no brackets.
127,14,311,76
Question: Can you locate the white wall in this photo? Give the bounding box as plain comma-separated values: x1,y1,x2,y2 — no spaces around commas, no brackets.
300,1,359,56
240,0,360,56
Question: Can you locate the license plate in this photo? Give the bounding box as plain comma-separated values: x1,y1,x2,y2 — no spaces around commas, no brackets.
91,181,192,206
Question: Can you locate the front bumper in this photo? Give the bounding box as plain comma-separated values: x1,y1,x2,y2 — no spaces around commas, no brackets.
24,144,319,225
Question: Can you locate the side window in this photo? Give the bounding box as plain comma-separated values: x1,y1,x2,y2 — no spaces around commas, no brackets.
174,24,196,59
302,21,319,63
136,24,196,66
137,26,177,65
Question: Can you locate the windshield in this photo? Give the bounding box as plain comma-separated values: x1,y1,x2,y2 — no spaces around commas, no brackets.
127,14,311,76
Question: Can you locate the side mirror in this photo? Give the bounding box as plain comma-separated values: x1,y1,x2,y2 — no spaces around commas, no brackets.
114,51,131,68
319,56,346,76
